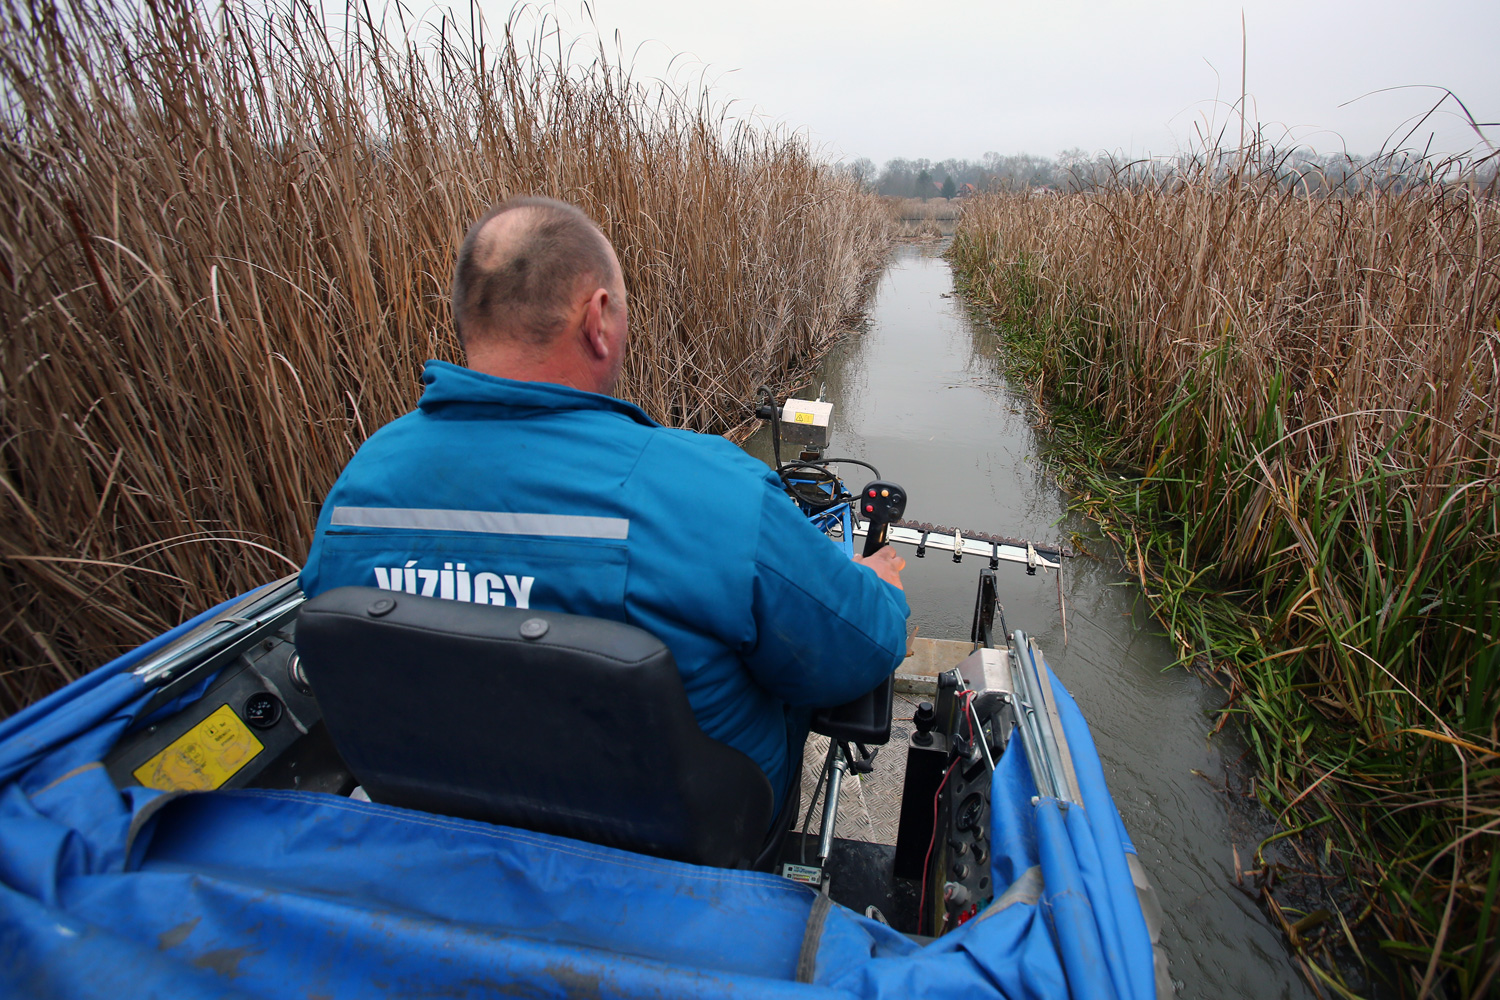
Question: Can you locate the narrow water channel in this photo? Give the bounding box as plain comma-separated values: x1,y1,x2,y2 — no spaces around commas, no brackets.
749,243,1319,999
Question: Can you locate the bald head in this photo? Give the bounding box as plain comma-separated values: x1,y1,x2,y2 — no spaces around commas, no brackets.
452,197,621,348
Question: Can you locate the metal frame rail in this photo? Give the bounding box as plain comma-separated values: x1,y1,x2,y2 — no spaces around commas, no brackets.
1007,630,1081,805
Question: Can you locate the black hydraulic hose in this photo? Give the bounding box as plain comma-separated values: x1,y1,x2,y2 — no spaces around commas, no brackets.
784,483,843,513
771,411,783,471
755,386,784,471
754,389,886,514
775,460,883,511
777,458,881,479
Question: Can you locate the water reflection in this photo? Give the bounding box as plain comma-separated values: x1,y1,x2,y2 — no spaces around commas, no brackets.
745,243,1318,999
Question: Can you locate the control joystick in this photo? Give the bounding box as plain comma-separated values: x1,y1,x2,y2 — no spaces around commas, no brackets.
858,480,907,557
912,701,937,746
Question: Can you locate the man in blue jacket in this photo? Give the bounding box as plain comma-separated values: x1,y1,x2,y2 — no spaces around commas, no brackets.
300,197,909,815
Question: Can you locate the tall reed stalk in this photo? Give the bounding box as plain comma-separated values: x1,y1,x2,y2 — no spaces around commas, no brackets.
0,0,890,714
952,154,1499,997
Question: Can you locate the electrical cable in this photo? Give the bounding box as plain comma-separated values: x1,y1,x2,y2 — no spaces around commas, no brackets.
918,758,960,935
919,692,976,935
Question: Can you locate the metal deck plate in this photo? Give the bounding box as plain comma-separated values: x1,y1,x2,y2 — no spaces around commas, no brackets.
793,693,926,846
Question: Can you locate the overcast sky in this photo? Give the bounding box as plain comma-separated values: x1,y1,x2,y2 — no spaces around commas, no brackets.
474,0,1498,166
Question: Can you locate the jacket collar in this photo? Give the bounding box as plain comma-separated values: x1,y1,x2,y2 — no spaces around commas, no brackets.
417,360,660,427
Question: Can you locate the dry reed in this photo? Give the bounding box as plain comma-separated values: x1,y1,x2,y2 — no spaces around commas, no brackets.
0,0,890,714
884,196,962,238
952,155,1499,996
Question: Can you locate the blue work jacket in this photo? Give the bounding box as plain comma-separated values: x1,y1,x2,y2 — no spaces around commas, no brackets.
301,361,910,809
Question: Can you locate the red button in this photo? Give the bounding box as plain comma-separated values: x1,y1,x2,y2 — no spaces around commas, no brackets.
865,504,874,513
868,489,876,497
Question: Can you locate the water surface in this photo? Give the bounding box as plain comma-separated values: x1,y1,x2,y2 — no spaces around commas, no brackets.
748,243,1318,999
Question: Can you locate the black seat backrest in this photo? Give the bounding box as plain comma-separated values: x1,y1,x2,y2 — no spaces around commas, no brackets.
295,587,774,869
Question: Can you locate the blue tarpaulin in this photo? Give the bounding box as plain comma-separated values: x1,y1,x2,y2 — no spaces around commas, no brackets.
0,593,1157,999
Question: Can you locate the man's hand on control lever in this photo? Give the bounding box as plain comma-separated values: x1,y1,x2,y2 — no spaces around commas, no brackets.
854,480,908,590
854,544,906,590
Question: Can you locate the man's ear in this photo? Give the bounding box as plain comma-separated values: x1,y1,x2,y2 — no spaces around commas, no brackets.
582,287,611,359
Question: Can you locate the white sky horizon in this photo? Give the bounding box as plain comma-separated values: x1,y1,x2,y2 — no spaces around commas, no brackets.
456,0,1497,168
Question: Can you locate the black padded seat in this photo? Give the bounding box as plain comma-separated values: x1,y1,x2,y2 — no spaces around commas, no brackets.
296,587,774,869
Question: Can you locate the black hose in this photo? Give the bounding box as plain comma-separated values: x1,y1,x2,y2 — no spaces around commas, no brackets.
754,389,883,511
755,386,784,472
777,457,881,479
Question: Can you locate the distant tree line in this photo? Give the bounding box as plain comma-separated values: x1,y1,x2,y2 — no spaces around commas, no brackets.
841,153,1085,198
840,147,1499,198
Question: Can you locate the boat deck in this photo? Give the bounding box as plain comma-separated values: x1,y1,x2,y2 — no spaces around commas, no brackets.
793,692,924,846
793,637,974,845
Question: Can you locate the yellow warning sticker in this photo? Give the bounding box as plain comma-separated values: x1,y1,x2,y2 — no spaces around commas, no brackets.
132,704,264,791
793,411,814,424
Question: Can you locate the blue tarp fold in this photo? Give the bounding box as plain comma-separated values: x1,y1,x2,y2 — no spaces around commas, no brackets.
0,596,1156,999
